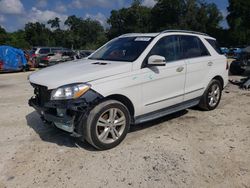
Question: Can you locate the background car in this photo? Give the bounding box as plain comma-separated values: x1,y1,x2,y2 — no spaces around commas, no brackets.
31,47,64,67
230,46,250,75
78,50,94,58
38,49,76,67
220,47,229,55
228,48,242,59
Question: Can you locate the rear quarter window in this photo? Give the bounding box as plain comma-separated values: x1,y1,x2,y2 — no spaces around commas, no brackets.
206,39,223,55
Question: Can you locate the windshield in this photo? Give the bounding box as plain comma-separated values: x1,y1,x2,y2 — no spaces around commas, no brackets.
89,37,153,62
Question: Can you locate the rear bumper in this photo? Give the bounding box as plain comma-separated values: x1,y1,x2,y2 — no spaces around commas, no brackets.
28,88,103,134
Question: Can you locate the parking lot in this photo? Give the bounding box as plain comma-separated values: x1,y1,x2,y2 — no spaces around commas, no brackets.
0,71,250,188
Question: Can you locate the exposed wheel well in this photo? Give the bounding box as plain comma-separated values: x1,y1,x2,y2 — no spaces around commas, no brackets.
213,76,224,88
106,94,135,118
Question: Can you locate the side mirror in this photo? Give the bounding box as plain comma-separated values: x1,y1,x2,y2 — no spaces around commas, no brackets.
148,55,166,66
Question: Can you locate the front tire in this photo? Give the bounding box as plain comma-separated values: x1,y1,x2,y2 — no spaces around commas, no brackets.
199,79,222,111
84,100,130,150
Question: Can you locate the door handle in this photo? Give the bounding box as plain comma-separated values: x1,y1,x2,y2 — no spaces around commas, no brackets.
176,66,184,72
208,61,213,66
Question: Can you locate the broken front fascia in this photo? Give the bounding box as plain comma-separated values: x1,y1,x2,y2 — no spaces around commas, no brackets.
29,87,103,135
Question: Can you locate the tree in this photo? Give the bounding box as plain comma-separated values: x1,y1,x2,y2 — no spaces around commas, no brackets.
24,22,54,46
47,17,61,30
107,1,151,38
151,0,185,31
6,30,30,49
0,25,8,44
227,0,250,45
64,15,107,49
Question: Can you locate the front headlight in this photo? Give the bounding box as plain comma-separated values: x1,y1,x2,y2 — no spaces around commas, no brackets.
51,83,91,100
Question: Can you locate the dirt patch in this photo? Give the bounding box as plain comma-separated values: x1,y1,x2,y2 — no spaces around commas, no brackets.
0,72,250,188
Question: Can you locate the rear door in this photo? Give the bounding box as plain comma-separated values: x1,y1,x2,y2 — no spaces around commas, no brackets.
179,35,212,101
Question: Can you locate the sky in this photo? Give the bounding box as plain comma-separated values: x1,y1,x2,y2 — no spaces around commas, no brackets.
0,0,229,32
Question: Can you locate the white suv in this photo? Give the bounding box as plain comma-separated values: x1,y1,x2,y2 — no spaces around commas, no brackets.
29,30,228,150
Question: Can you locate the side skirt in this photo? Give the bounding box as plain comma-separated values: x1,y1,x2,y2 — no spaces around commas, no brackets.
134,98,200,124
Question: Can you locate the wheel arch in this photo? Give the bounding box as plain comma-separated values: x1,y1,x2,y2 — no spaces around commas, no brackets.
105,94,135,120
212,75,224,88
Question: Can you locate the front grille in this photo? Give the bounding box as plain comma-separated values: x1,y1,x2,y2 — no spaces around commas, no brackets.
32,84,51,107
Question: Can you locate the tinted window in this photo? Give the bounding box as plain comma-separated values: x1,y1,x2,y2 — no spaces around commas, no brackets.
39,48,50,54
89,37,153,62
206,39,223,54
148,36,181,62
180,36,210,59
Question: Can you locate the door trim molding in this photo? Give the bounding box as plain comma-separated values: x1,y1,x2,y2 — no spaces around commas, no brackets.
145,94,183,106
185,87,204,95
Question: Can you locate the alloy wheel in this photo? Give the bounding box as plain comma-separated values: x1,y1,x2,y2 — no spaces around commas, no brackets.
96,108,126,144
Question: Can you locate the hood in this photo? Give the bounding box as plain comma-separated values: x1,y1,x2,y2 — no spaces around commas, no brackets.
29,59,132,89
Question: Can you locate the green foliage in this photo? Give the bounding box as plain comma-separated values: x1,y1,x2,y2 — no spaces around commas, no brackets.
0,25,9,45
24,22,54,46
1,0,249,50
47,17,61,29
107,0,223,38
107,1,151,39
227,0,250,45
6,30,30,49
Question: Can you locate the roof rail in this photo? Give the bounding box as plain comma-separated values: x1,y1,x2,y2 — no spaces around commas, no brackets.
160,30,210,36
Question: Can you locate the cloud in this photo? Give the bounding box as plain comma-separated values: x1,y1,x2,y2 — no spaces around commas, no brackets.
142,0,156,7
85,12,107,27
71,0,121,9
55,1,67,13
0,0,24,14
18,7,68,29
37,0,48,8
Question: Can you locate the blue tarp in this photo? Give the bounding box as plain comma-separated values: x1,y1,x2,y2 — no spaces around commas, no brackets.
0,45,27,71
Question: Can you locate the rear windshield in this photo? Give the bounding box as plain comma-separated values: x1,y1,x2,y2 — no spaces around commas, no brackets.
206,39,223,54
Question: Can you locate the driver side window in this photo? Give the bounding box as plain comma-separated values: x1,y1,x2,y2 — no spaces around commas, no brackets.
149,35,180,62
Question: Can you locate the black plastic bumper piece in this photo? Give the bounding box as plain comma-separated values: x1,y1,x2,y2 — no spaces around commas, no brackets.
28,88,103,134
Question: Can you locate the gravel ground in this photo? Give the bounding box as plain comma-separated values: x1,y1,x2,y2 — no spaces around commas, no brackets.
0,71,250,188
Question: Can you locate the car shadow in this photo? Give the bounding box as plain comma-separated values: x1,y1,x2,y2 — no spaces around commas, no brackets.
25,111,96,151
26,109,189,150
130,110,188,132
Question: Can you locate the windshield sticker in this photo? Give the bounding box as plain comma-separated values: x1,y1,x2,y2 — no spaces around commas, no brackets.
135,37,151,42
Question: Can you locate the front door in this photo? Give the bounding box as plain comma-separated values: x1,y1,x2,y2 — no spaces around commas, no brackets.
141,35,186,114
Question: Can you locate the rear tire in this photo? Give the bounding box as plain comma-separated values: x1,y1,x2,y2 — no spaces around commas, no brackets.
199,79,222,111
84,100,130,150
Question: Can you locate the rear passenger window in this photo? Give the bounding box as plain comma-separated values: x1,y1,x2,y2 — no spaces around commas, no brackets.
206,39,223,54
149,36,181,62
180,35,210,59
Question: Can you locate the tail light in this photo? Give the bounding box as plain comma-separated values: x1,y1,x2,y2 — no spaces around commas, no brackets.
31,54,37,58
42,56,50,61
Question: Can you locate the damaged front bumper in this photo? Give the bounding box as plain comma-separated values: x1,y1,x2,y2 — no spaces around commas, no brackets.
29,85,103,135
